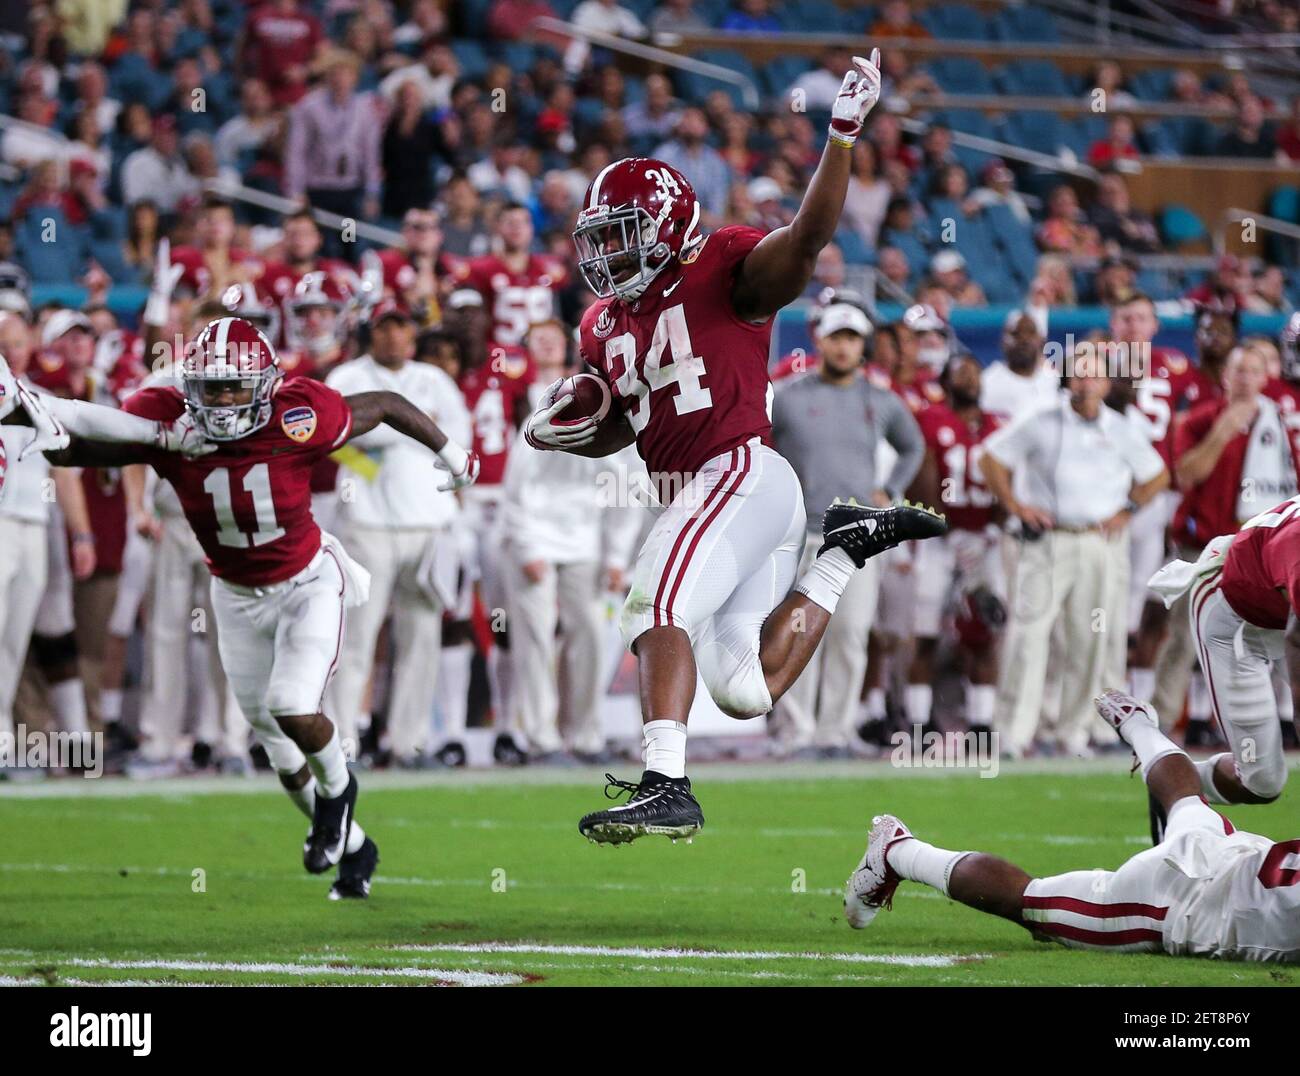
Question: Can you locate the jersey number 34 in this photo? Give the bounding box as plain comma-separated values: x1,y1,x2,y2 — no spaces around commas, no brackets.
604,304,712,434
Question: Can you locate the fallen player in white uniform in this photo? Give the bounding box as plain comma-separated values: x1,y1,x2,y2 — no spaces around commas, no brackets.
844,690,1299,963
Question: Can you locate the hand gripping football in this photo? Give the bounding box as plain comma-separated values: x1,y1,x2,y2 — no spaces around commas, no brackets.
541,372,612,427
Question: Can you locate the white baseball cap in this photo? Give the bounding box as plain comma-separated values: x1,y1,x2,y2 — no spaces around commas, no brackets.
930,249,966,275
448,289,484,310
41,309,93,348
747,177,783,204
817,303,872,339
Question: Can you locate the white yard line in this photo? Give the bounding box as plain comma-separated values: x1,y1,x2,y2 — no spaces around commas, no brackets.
42,957,522,987
394,941,983,968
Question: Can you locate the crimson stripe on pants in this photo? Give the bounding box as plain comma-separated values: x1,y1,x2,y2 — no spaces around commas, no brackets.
1034,922,1163,947
1190,572,1228,738
650,449,738,628
1022,895,1168,920
663,444,752,625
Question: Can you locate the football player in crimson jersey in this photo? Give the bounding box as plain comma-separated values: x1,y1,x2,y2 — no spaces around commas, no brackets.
44,317,479,897
1149,490,1300,815
168,198,263,299
904,354,1004,731
526,50,947,845
845,691,1300,964
1264,311,1300,453
460,204,568,348
377,208,464,326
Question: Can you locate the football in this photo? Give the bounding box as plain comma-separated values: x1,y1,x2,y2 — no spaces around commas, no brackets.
543,371,612,426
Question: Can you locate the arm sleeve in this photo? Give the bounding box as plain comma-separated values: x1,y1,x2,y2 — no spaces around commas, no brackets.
41,394,161,444
983,412,1034,469
879,391,925,497
1172,406,1211,464
1126,426,1167,485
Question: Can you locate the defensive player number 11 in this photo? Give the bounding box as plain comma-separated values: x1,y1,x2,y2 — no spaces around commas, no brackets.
203,463,286,548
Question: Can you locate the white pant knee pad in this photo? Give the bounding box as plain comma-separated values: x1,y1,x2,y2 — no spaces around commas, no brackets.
698,643,772,720
1240,751,1288,801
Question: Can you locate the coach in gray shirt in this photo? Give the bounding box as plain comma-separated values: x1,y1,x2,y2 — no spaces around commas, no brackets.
771,303,925,757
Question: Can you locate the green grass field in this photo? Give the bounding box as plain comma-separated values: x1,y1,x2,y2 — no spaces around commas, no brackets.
1,760,1297,987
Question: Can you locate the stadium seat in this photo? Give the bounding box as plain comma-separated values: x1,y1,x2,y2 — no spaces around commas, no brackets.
89,238,140,285
1159,204,1208,248
762,56,814,100
992,5,1060,43
16,210,87,284
682,49,759,109
983,202,1040,286
450,39,490,80
1128,69,1175,102
997,60,1070,98
926,57,994,96
1269,185,1300,224
1000,112,1068,157
834,229,873,266
920,4,991,41
776,0,847,32
881,229,930,277
461,0,494,37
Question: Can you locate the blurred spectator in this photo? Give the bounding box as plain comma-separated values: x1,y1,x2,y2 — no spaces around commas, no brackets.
876,245,912,296
718,113,759,177
487,0,558,40
1217,96,1275,157
121,116,195,212
653,108,731,222
380,39,460,112
1087,114,1142,168
872,0,931,37
1275,97,1300,162
439,172,491,257
65,112,112,186
58,0,130,56
745,176,791,231
1089,253,1139,306
720,0,781,33
1033,253,1078,306
394,0,447,46
967,158,1033,223
1247,264,1291,314
3,92,65,169
1090,172,1161,254
1036,184,1103,258
786,48,853,111
806,243,845,297
647,0,709,35
238,0,325,107
566,0,645,72
879,49,940,99
468,135,532,202
928,250,986,308
622,73,682,147
1090,61,1137,112
843,140,890,247
869,113,919,173
73,62,121,136
122,201,162,283
383,80,444,219
284,49,384,240
215,79,278,170
1185,254,1250,310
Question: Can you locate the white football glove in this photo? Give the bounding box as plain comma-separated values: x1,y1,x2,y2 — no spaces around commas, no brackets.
156,412,216,458
523,382,598,450
144,238,186,327
433,444,480,492
15,383,70,461
828,49,882,148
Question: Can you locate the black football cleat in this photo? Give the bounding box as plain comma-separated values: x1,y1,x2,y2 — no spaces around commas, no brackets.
493,733,528,767
820,498,947,568
434,741,467,768
304,773,358,875
329,836,379,900
579,771,704,845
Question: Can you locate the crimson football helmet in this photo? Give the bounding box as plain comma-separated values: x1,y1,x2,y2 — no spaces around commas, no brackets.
573,157,703,302
1282,310,1300,383
285,270,355,357
181,316,281,441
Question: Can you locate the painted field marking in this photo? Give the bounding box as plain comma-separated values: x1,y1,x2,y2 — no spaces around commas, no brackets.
29,957,523,987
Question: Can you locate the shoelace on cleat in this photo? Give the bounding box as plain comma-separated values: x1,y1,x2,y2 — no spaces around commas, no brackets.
602,773,645,802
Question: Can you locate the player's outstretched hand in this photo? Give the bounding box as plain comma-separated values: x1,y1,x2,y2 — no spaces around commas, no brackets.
157,412,216,458
16,383,70,461
524,388,599,451
434,447,480,492
828,48,882,148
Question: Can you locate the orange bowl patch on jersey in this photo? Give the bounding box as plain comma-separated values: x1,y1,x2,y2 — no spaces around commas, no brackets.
281,406,318,443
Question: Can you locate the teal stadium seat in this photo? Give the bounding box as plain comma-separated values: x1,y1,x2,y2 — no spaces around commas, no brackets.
1159,204,1208,249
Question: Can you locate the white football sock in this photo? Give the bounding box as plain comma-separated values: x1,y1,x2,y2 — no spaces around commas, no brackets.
438,644,472,741
865,687,887,721
49,679,89,734
966,683,995,727
99,687,123,724
642,719,688,779
284,776,365,853
1196,752,1233,804
1129,666,1155,703
1120,715,1183,780
904,684,932,725
885,837,971,897
306,728,350,798
795,547,856,615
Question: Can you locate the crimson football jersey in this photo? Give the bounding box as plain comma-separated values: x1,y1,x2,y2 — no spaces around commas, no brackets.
461,253,567,347
918,404,1000,532
1265,378,1300,458
579,224,773,487
1129,346,1211,468
895,365,945,415
458,346,535,486
123,379,353,586
1219,494,1300,630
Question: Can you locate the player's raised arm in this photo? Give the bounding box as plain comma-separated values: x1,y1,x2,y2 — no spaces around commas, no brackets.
344,389,480,491
731,49,881,322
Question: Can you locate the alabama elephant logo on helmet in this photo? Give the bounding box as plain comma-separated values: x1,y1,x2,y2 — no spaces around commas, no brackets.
573,158,705,303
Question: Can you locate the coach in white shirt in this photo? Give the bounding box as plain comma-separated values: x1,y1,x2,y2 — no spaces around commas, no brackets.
500,320,642,761
325,300,473,764
979,309,1060,422
980,365,1168,757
